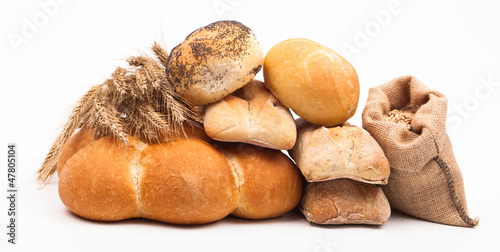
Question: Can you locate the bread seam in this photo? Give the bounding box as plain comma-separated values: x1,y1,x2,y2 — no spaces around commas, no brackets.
220,151,242,207
209,137,281,150
130,141,147,217
246,99,252,140
304,174,388,185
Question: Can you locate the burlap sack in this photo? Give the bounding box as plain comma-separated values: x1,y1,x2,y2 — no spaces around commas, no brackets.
361,76,478,227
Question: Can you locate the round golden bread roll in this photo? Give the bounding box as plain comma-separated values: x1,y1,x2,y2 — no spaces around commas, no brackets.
166,20,264,106
263,38,359,127
58,136,239,224
203,79,296,150
215,142,303,219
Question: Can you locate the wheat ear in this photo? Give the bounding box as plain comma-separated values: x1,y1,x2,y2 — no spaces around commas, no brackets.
36,85,100,185
91,95,129,143
152,41,169,66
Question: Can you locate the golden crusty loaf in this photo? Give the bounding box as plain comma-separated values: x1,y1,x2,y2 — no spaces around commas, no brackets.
301,179,391,225
166,21,264,106
290,119,390,184
58,136,239,224
263,38,359,127
58,129,302,224
203,80,296,150
215,142,303,219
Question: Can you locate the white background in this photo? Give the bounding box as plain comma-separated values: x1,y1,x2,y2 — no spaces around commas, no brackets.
1,0,499,251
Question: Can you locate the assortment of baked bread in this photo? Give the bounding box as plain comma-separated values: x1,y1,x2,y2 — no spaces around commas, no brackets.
57,20,391,225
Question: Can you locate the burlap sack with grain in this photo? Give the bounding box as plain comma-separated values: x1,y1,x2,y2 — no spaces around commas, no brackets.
361,76,478,227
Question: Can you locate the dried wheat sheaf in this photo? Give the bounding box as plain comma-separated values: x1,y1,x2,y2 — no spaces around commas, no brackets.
36,42,200,185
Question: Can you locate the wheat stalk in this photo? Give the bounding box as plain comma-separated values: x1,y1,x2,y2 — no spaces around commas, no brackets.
36,42,201,186
92,96,129,143
36,85,100,185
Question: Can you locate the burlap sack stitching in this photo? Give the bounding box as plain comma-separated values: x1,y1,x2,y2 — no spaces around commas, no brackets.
431,138,479,226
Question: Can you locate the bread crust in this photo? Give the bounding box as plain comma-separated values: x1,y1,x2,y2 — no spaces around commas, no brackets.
58,134,239,224
216,142,303,219
58,136,141,221
140,139,239,224
166,21,264,106
203,80,296,150
300,179,391,225
290,119,390,184
263,38,359,127
159,122,211,143
56,128,96,176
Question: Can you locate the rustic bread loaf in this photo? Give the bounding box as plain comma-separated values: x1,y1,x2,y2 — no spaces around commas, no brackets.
301,179,391,225
203,80,296,150
289,119,390,184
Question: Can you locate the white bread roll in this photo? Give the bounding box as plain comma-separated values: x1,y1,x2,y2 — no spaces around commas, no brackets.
203,79,296,150
301,179,391,225
290,119,390,184
263,38,359,127
166,21,264,106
